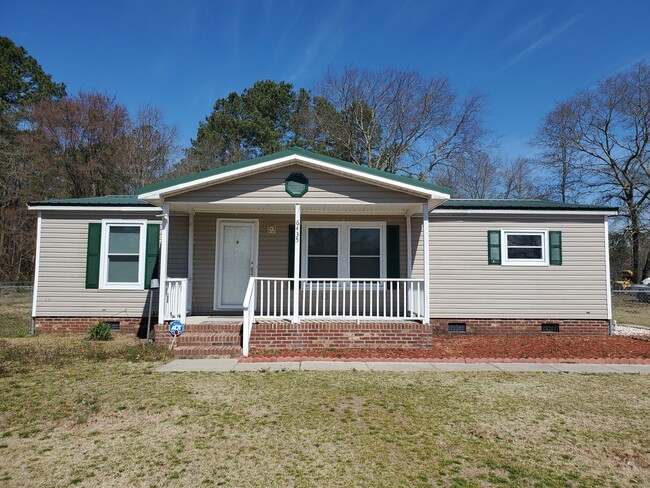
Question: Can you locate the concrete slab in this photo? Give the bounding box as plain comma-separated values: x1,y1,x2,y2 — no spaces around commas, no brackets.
493,363,558,373
432,363,501,372
602,364,650,374
301,361,369,371
233,362,300,372
366,362,437,371
548,364,619,373
156,359,238,372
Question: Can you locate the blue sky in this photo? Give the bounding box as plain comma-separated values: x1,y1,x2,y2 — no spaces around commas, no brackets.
2,0,650,158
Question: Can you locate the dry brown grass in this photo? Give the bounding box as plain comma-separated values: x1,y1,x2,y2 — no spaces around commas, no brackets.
613,293,650,327
0,289,32,337
0,351,649,487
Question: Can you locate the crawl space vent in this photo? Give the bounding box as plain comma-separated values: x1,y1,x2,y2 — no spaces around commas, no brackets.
448,323,467,333
541,323,560,333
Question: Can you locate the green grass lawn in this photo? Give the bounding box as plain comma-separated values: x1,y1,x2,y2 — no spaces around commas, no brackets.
1,337,649,487
612,294,650,328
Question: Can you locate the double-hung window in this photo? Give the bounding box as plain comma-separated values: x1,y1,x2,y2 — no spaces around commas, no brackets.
302,222,385,279
502,230,548,266
100,220,147,289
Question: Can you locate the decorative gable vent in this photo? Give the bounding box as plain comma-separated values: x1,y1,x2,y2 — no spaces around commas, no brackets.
285,173,309,197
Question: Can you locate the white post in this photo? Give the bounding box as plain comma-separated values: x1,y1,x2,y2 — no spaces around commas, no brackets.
187,212,194,315
158,203,170,324
406,213,412,278
292,203,301,324
604,216,612,329
422,202,430,324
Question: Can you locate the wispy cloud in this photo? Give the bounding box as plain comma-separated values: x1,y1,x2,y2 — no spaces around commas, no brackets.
287,0,347,82
503,13,584,69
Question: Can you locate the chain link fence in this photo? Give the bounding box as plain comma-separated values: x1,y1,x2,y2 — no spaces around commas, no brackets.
611,288,650,335
0,283,33,338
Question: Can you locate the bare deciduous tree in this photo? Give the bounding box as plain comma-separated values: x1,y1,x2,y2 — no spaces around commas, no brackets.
500,156,550,200
532,101,586,203
536,62,650,281
27,92,131,198
125,105,179,191
315,67,487,179
436,151,500,198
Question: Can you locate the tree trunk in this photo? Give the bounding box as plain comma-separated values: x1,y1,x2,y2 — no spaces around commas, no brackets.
629,207,642,284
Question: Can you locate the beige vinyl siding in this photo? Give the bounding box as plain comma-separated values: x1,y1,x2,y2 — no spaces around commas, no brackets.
191,212,409,314
166,163,425,205
168,214,188,278
410,214,609,319
36,211,160,317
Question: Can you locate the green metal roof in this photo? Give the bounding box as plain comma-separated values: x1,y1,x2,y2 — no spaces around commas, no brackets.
439,199,617,212
136,147,453,196
29,195,156,207
28,195,617,213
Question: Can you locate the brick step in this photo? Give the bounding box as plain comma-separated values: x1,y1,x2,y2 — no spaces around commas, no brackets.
172,345,242,359
157,332,241,347
154,322,242,333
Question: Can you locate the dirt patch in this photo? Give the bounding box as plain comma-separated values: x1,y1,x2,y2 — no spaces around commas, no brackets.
250,336,650,360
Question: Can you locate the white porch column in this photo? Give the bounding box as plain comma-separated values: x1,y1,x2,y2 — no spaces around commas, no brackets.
292,203,301,324
158,203,170,323
406,213,412,278
422,202,430,324
187,211,195,315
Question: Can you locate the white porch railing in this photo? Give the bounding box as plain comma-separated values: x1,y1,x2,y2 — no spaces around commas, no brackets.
163,278,188,323
242,277,426,356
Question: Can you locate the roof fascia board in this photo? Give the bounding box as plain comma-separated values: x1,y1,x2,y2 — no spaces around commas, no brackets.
138,154,450,201
432,208,618,216
28,205,161,212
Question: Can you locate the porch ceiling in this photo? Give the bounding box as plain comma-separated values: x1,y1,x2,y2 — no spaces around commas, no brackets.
167,201,432,215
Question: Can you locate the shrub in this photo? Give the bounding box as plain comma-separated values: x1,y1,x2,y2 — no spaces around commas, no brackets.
87,322,114,341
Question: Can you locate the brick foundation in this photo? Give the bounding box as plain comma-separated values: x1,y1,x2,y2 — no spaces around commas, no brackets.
248,318,611,351
249,321,434,350
429,318,610,337
34,317,152,337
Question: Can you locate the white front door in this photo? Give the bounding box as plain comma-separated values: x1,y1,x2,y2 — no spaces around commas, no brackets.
215,220,258,309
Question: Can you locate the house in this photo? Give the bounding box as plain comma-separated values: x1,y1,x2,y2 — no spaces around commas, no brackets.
28,148,617,356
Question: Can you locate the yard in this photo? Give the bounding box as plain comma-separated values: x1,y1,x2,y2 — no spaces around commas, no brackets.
0,287,31,338
1,337,649,487
612,292,650,328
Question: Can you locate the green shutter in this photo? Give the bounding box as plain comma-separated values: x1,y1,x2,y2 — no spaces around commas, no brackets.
85,223,102,289
487,230,501,265
387,225,400,278
549,231,562,265
288,224,295,278
144,224,160,289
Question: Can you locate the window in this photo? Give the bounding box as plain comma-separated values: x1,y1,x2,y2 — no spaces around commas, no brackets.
302,223,385,279
100,221,146,289
350,228,381,278
307,227,339,278
502,230,548,266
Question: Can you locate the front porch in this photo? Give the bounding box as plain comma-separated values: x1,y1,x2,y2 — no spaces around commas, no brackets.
156,200,433,356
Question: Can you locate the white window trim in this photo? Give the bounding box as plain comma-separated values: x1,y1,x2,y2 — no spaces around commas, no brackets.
99,219,147,290
301,222,386,279
501,229,549,267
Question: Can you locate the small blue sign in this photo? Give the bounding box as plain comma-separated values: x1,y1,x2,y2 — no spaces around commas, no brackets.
169,321,184,336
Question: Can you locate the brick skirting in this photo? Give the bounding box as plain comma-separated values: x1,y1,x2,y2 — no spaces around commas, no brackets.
430,318,610,337
248,318,610,351
34,317,150,337
249,321,435,350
